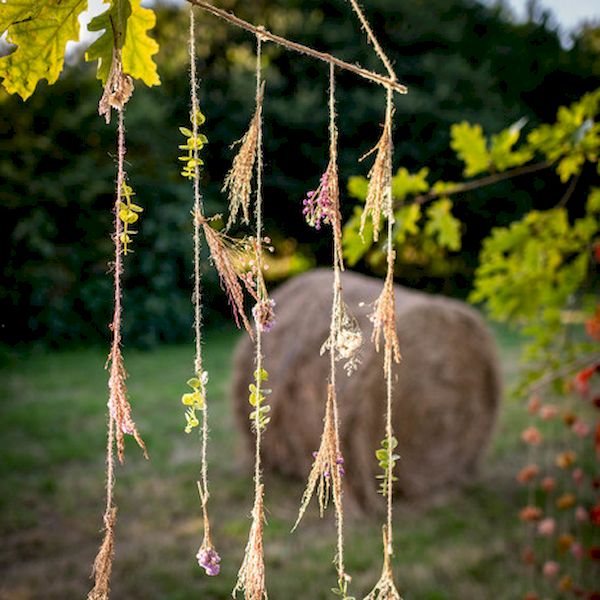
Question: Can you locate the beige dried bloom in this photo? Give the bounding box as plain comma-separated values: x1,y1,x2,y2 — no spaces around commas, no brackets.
363,527,403,600
233,485,267,600
359,111,393,242
293,384,345,530
99,53,134,125
87,508,117,600
321,294,362,376
107,346,148,463
223,84,265,230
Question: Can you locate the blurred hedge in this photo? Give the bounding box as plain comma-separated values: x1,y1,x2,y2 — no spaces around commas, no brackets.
1,0,598,347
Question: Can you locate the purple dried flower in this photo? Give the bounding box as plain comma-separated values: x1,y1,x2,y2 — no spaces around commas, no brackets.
252,298,276,333
336,456,344,465
312,451,318,459
197,546,221,576
303,169,334,230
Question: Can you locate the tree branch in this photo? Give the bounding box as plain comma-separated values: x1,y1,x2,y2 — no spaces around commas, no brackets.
406,160,552,207
184,0,407,95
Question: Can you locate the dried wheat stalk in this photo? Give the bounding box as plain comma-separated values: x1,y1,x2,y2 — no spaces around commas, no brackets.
223,83,265,230
233,484,267,600
198,214,257,337
359,108,393,242
293,384,344,529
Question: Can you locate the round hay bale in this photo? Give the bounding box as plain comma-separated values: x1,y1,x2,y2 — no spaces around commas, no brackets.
232,268,501,504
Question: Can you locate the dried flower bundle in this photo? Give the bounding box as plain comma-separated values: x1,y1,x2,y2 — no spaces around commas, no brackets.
87,508,117,600
321,293,362,376
223,84,265,230
98,53,134,125
293,384,345,530
359,112,393,242
107,345,148,463
233,485,267,600
363,527,403,600
370,259,401,376
198,214,275,337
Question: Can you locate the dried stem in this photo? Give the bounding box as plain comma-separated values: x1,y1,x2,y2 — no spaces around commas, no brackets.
184,0,407,95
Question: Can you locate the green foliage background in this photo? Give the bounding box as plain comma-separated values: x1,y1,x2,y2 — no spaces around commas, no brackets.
1,0,599,347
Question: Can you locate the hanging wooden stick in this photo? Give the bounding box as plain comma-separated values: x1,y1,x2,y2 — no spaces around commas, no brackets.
234,34,269,600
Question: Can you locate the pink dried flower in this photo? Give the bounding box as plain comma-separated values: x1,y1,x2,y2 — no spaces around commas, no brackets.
571,419,590,438
537,518,556,537
540,404,559,420
575,506,588,523
252,298,276,333
521,426,542,445
543,560,560,579
527,396,541,414
303,170,333,230
197,546,221,576
517,464,540,484
541,476,556,492
572,467,584,486
571,542,584,560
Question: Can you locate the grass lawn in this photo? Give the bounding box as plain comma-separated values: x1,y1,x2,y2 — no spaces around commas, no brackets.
0,324,554,599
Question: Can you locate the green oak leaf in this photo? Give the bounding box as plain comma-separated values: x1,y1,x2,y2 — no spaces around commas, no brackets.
0,0,88,100
450,121,490,177
85,0,160,87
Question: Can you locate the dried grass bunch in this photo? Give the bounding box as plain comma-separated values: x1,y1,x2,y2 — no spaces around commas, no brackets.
293,384,345,529
87,507,117,600
363,527,403,600
370,258,401,376
107,345,148,463
234,485,267,600
359,108,393,242
198,214,273,337
223,83,265,230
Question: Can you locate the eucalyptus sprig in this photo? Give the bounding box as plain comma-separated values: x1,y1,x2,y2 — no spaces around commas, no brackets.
181,370,208,433
249,368,271,431
376,436,400,497
179,108,208,180
118,181,143,255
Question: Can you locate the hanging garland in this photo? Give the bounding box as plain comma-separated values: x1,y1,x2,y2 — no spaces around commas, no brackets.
232,35,271,600
178,7,221,577
82,3,406,598
293,64,362,599
88,53,148,600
